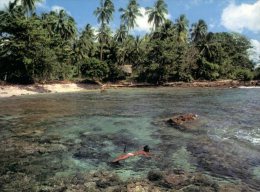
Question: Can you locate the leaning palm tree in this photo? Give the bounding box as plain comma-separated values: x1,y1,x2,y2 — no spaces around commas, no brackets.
146,0,168,30
119,0,142,31
190,19,208,43
94,0,115,60
175,14,189,43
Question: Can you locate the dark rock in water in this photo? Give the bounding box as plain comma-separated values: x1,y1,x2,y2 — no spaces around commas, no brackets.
147,170,220,191
161,173,191,189
186,138,260,190
71,172,86,185
72,132,140,163
218,183,255,192
166,113,198,131
92,127,102,132
73,148,111,161
167,113,198,125
96,179,112,188
108,130,140,150
126,181,161,192
192,172,219,190
147,170,163,181
107,161,123,168
92,171,122,189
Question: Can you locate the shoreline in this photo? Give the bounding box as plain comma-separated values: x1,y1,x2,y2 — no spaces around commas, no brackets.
0,80,259,98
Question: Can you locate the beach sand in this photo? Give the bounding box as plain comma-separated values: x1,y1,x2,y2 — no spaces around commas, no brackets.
0,83,99,98
0,80,259,98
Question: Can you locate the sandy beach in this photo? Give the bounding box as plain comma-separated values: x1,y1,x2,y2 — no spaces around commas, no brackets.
0,83,100,98
0,80,259,98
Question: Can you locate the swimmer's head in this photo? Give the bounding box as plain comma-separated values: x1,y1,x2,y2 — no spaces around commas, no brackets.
143,145,150,152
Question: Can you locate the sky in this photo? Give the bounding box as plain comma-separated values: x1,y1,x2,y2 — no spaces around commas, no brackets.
0,0,259,64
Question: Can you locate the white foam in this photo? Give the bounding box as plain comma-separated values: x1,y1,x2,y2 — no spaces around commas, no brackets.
235,130,260,145
238,86,260,89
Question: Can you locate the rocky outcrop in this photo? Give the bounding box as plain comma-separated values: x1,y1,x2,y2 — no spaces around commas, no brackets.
147,170,219,191
167,113,198,125
166,113,198,131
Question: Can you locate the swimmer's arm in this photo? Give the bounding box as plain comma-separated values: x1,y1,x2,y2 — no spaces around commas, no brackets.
143,152,152,157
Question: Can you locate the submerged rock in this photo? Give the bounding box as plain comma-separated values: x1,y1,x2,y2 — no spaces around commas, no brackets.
167,113,198,125
146,170,220,191
148,170,163,181
166,113,198,131
72,131,141,164
218,183,254,192
186,137,260,190
127,181,162,192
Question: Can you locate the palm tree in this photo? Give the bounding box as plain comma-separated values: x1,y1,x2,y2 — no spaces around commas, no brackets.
12,0,40,14
78,24,96,58
53,10,77,40
94,0,115,60
74,24,96,76
175,14,189,43
96,24,112,61
0,0,26,19
146,0,168,30
130,36,144,67
94,0,115,26
114,24,128,43
119,0,142,31
190,19,208,43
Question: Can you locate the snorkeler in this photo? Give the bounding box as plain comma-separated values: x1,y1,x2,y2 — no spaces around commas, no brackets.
111,145,151,163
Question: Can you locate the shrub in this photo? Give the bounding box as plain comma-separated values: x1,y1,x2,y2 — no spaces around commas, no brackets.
234,68,253,81
80,58,109,81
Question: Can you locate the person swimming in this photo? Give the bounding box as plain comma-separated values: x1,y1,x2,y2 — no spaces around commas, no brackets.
111,145,151,163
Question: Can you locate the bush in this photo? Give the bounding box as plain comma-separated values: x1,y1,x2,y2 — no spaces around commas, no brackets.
80,58,109,81
254,67,260,80
234,68,254,81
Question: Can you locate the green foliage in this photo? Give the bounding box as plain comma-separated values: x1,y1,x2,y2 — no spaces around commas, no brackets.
146,0,168,30
80,58,109,81
119,0,142,31
0,2,256,85
0,5,76,83
106,63,126,82
196,58,219,80
234,68,254,81
254,67,260,80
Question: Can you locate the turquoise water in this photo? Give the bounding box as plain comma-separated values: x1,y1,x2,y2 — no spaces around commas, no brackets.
0,87,260,190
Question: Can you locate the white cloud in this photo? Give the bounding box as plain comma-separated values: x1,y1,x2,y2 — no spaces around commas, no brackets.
51,5,71,15
221,1,260,33
0,0,47,10
51,5,65,12
134,7,171,33
0,0,13,10
249,39,260,66
134,7,153,32
36,0,47,9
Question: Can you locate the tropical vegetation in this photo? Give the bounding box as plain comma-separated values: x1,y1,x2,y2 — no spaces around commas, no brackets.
0,0,258,84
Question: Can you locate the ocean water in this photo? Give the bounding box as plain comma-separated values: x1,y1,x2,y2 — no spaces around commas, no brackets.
0,87,260,190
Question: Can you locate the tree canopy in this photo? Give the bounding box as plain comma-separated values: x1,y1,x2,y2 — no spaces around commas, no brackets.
0,0,257,84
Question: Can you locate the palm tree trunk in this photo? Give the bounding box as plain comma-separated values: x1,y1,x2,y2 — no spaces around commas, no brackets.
100,43,103,61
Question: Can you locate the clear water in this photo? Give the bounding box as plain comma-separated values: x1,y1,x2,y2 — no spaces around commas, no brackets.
0,87,260,190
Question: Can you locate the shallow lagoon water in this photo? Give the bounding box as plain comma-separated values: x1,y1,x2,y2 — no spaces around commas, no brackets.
0,87,260,190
